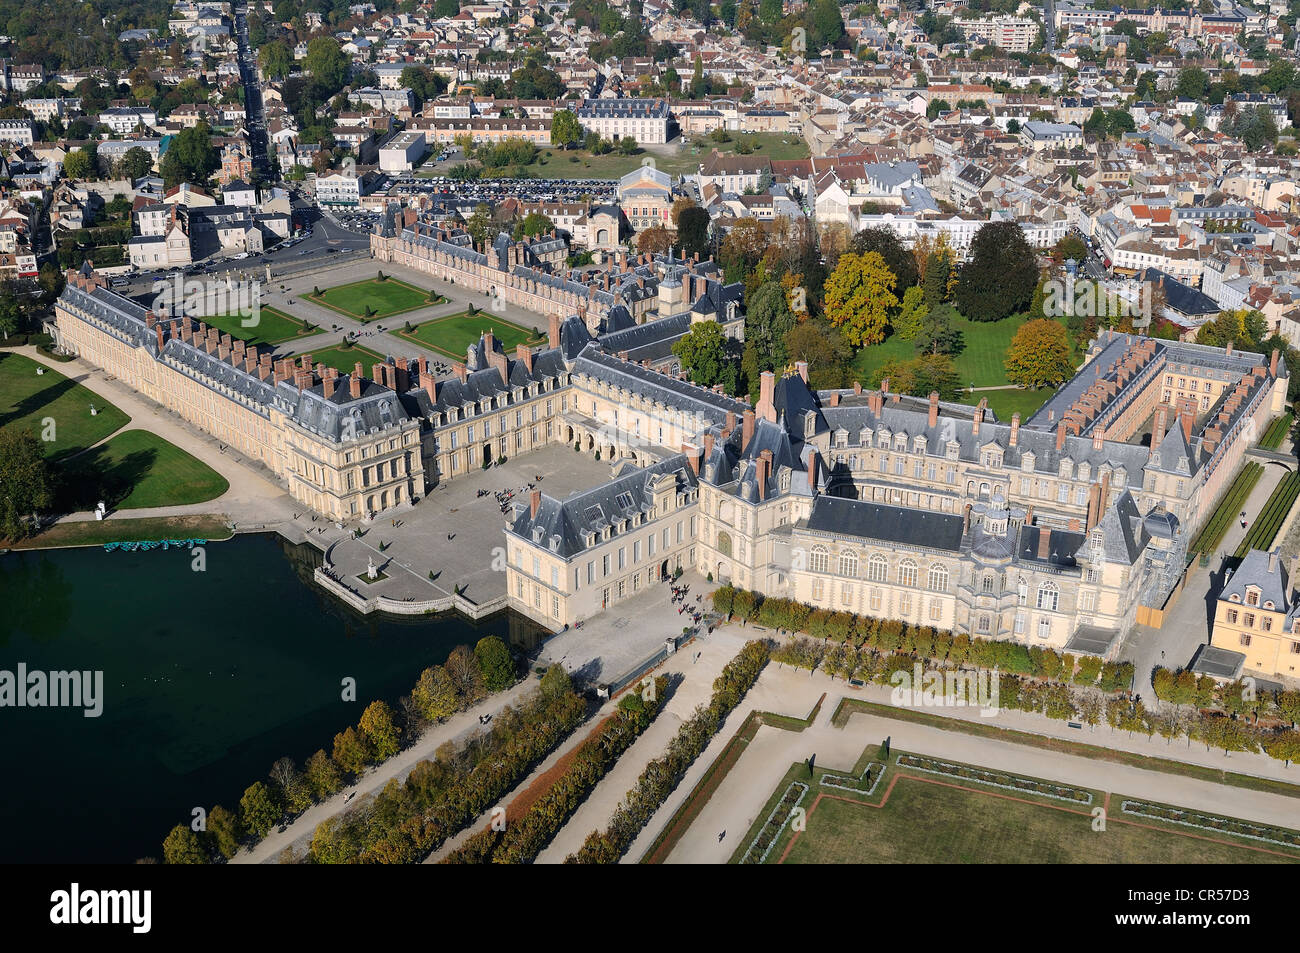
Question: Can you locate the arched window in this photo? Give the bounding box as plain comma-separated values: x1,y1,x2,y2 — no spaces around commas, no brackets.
1036,581,1059,612
809,545,829,573
838,550,859,577
898,559,918,587
717,531,732,558
928,563,949,593
868,553,888,582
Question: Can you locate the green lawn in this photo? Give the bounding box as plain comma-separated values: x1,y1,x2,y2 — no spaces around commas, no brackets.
304,343,388,376
63,429,228,510
198,305,323,347
852,310,1064,390
307,277,443,321
0,352,130,459
7,514,232,549
394,311,545,360
503,132,811,180
960,387,1054,422
746,751,1300,865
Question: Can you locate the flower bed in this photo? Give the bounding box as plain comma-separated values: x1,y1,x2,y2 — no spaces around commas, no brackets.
896,754,1092,805
739,780,809,864
1120,800,1300,849
820,762,886,797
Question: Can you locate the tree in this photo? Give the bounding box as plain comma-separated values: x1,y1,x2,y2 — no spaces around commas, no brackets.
359,701,401,761
475,636,515,691
1176,66,1208,100
746,282,797,371
894,286,927,341
0,429,53,541
849,227,918,290
238,781,281,840
672,320,738,392
116,146,154,181
871,354,961,401
445,644,485,703
160,122,218,187
1054,235,1088,265
916,304,962,356
304,38,349,95
956,221,1039,322
304,749,342,799
162,824,210,864
676,206,711,259
1196,309,1268,351
331,725,372,777
258,40,293,80
636,225,673,255
515,211,554,239
670,196,696,227
1004,319,1074,389
550,108,581,148
784,319,852,389
64,148,94,180
823,251,898,347
412,664,460,721
208,805,243,859
540,662,573,699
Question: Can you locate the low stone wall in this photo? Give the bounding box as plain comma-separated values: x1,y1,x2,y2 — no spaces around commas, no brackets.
313,566,509,619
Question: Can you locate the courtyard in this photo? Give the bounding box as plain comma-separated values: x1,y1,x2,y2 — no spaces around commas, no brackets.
198,305,323,348
392,310,547,361
322,442,621,611
306,276,444,322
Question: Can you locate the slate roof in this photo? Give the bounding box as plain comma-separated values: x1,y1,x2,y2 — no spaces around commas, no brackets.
804,495,966,552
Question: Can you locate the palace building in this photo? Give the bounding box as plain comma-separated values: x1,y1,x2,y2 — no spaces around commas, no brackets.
54,262,1289,660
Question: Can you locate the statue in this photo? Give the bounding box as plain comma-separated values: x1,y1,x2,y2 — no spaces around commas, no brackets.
366,557,377,580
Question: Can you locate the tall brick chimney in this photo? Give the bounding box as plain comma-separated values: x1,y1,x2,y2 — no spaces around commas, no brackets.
742,409,755,452
515,344,533,373
724,411,736,440
928,391,939,428
806,452,817,493
757,449,772,501
1152,404,1168,449
795,361,809,384
1179,405,1193,442
703,431,715,460
548,312,561,349
1093,426,1105,451
682,443,700,476
1271,348,1280,376
1086,482,1101,532
1055,420,1068,451
1037,528,1052,560
1010,412,1020,447
453,362,467,383
757,370,776,423
530,489,541,520
880,377,890,395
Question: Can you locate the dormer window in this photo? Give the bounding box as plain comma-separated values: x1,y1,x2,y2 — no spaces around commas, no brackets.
946,440,959,461
804,409,816,433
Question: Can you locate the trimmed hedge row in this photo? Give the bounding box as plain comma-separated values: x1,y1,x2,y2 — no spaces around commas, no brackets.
1259,413,1294,451
716,585,1132,689
566,640,771,863
1191,462,1262,555
444,677,668,864
1234,470,1300,558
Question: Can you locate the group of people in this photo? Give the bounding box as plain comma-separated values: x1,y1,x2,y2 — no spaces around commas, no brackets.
669,582,705,624
491,478,541,515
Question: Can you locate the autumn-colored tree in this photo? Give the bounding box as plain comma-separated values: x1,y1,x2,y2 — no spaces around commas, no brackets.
1004,319,1074,389
238,781,282,840
162,824,210,864
783,319,852,388
412,664,460,721
304,749,343,799
208,805,243,859
670,195,696,227
636,225,673,255
444,644,485,706
331,725,373,777
359,700,402,761
823,251,898,347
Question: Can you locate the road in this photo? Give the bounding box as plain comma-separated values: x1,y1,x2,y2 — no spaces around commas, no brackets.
233,4,269,178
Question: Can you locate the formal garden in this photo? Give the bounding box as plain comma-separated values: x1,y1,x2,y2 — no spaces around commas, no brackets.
392,309,547,361
737,745,1300,864
198,305,322,348
306,274,445,322
301,342,387,375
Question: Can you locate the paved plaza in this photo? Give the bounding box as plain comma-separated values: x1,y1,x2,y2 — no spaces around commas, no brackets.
323,443,622,610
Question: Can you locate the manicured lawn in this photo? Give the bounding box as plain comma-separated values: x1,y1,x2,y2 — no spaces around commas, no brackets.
198,305,322,347
66,430,228,510
307,277,444,321
744,750,1300,865
6,514,232,549
304,343,388,375
503,132,811,180
851,310,1066,390
0,352,130,459
394,311,546,360
960,387,1054,422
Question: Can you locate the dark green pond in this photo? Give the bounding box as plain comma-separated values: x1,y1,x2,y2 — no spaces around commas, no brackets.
0,533,543,863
